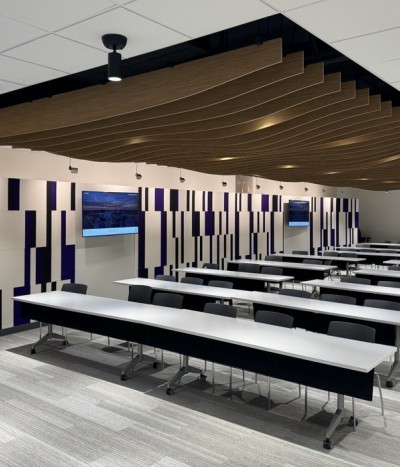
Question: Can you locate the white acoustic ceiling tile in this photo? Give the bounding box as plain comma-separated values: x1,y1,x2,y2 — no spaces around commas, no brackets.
368,59,400,84
261,0,325,11
0,55,66,85
126,0,277,37
4,35,107,73
0,80,22,94
0,0,116,32
0,15,46,52
334,28,400,66
285,0,400,43
57,7,189,58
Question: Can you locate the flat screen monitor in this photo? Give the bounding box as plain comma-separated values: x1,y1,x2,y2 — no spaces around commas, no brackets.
82,191,139,237
288,200,310,227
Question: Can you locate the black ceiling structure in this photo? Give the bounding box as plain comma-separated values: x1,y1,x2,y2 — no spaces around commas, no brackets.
0,14,399,110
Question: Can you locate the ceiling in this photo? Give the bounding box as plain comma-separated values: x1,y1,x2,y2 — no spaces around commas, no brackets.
0,0,400,191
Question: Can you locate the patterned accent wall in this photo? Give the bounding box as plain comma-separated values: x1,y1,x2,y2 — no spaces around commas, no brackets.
138,188,358,278
1,178,76,330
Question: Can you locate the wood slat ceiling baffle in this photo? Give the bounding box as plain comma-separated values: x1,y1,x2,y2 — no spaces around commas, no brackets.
0,37,400,190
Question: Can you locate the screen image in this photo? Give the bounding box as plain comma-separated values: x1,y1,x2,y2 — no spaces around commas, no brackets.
288,200,310,227
82,191,139,237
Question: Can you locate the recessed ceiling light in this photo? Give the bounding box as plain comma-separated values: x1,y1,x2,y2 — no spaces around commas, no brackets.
216,156,235,161
324,171,339,175
278,164,298,169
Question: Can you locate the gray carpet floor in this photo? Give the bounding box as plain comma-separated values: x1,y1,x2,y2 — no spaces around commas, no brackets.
1,309,400,466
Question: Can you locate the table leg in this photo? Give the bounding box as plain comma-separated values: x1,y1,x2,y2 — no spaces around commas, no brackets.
121,343,160,381
30,323,66,354
266,282,271,292
166,355,205,394
386,326,399,388
323,393,345,449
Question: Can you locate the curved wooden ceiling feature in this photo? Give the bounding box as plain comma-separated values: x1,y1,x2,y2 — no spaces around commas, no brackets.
0,37,399,190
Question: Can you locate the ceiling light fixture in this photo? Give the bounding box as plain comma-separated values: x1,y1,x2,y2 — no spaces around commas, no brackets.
179,169,185,183
304,182,309,192
279,182,284,190
255,178,260,190
135,163,142,180
222,176,227,187
102,34,127,82
69,158,78,174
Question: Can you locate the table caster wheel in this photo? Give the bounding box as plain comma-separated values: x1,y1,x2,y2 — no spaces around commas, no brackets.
386,380,394,388
323,438,332,450
166,388,173,395
348,416,358,427
30,348,36,355
121,374,128,381
199,374,207,380
152,362,159,369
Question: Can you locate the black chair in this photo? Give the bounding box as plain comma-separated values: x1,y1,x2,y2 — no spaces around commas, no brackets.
279,289,312,299
208,280,234,289
377,280,400,288
155,274,176,282
341,277,371,285
61,283,88,294
261,266,283,275
292,250,308,255
238,263,260,274
202,263,218,269
254,309,299,409
388,265,400,271
203,302,238,391
364,298,400,311
265,255,283,261
320,293,357,305
128,284,152,303
181,277,204,285
153,292,184,308
303,259,323,265
327,320,384,430
323,251,340,257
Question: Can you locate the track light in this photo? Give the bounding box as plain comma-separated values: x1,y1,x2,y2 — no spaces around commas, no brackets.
69,158,78,174
279,182,284,190
256,184,261,190
179,168,185,183
222,176,227,187
102,34,127,82
304,182,309,192
135,163,142,180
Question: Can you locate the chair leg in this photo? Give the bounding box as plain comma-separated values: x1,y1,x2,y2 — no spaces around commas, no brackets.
304,386,308,418
267,376,271,411
212,362,215,391
352,397,356,432
229,367,233,393
255,373,258,384
242,370,245,383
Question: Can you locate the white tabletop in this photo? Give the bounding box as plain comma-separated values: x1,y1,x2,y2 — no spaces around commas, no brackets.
114,277,252,301
354,269,400,279
271,254,364,264
358,243,400,248
173,267,294,283
13,291,395,373
337,250,400,258
302,279,400,298
228,259,338,271
250,291,400,326
384,260,400,266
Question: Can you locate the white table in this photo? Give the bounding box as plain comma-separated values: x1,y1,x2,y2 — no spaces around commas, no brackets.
13,291,395,449
173,267,294,292
270,254,364,275
384,260,400,266
354,269,400,285
227,259,338,280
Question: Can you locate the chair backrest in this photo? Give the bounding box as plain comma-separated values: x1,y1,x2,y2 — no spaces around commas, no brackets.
254,309,294,328
207,280,234,289
292,250,308,255
128,285,152,304
303,259,323,265
323,251,339,257
279,288,312,299
388,265,400,271
155,274,176,282
61,283,88,294
152,292,183,309
320,293,357,305
377,280,400,288
181,277,204,285
341,277,371,285
265,255,283,261
323,259,332,265
202,263,218,269
340,252,356,258
203,302,237,318
364,298,400,311
261,266,283,275
327,320,376,343
383,249,397,253
238,263,260,274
